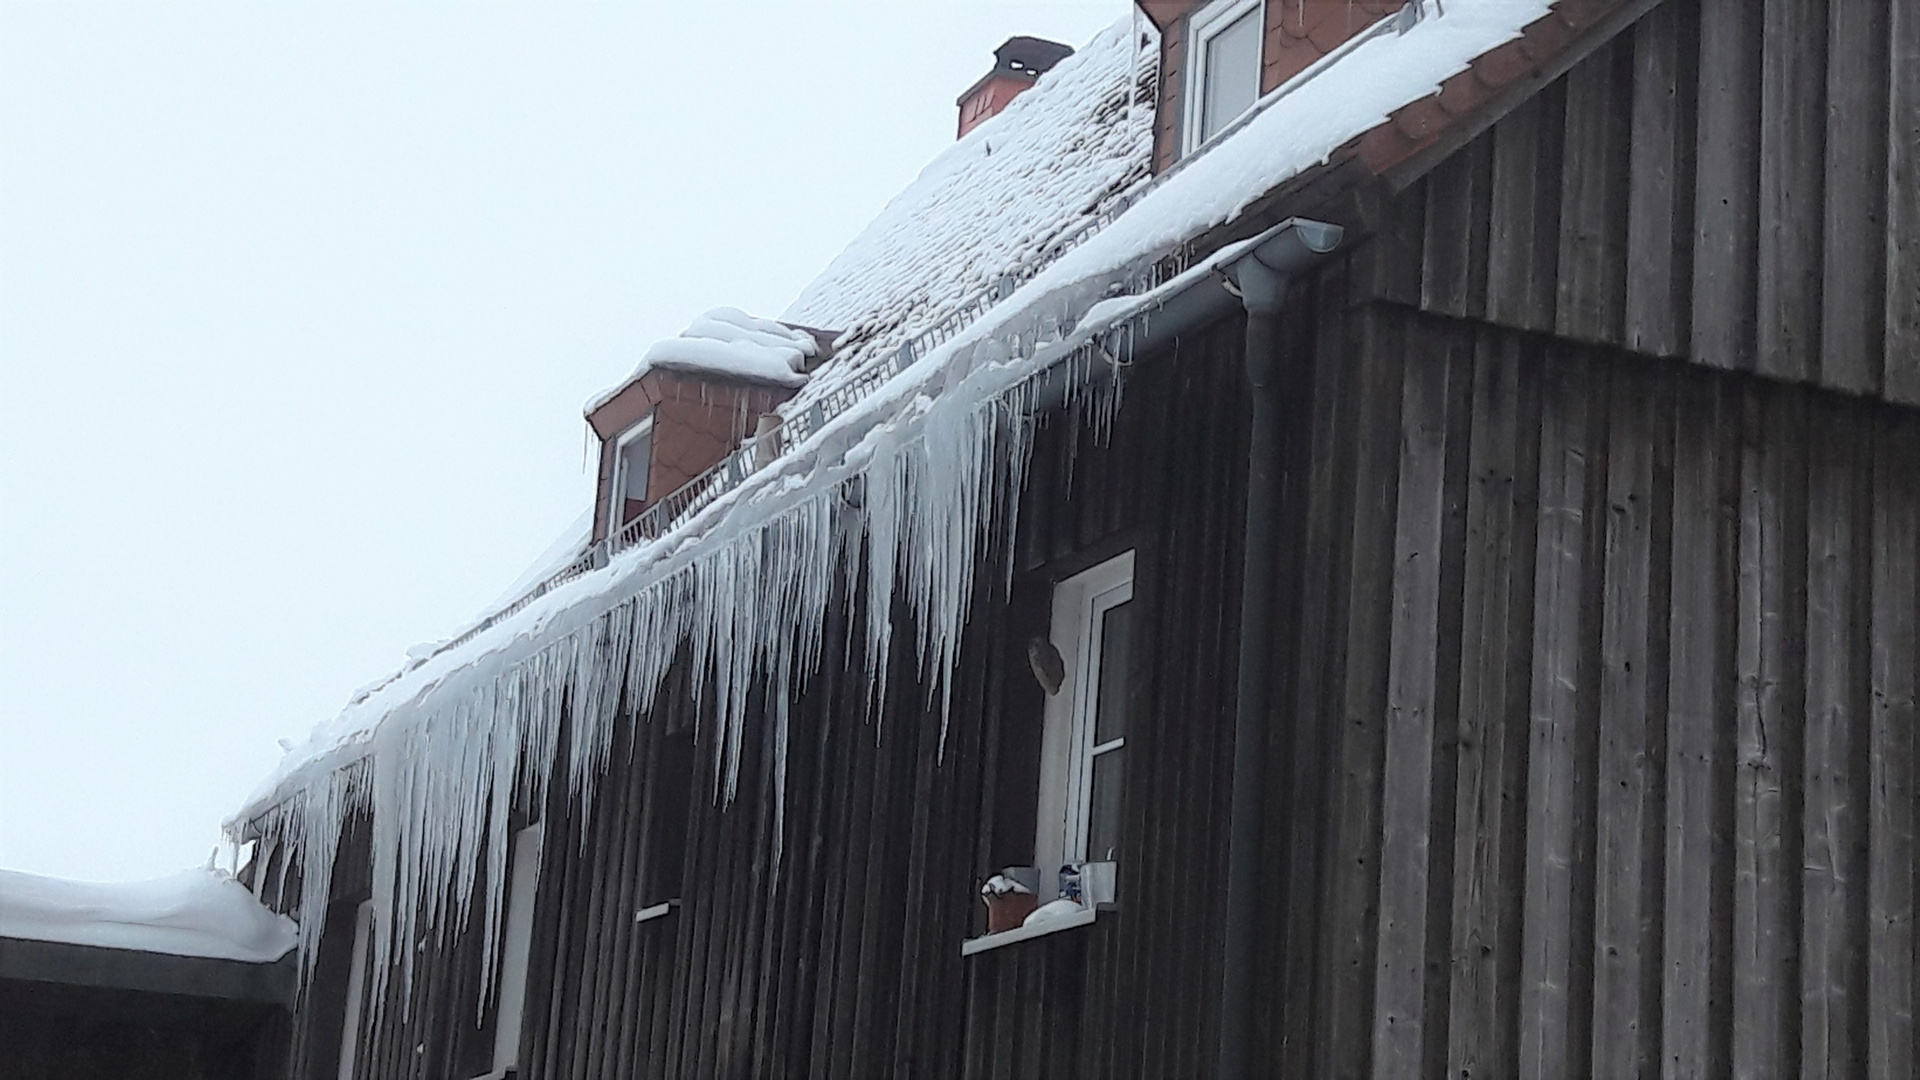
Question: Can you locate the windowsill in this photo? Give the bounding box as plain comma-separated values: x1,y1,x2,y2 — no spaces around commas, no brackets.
960,905,1099,956
634,899,679,925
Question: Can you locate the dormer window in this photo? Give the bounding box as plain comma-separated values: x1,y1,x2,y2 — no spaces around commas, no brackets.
612,415,655,530
1186,0,1264,152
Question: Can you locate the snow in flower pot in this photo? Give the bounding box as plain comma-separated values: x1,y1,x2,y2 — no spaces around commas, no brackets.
980,871,1038,933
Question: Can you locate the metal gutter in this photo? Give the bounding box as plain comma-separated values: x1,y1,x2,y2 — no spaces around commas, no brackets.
1023,217,1343,415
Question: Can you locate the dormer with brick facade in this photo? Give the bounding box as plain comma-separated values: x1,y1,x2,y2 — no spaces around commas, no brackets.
585,308,829,547
956,36,1076,139
1138,0,1406,170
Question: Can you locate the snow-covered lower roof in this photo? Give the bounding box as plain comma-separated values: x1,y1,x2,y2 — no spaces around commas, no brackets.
0,868,298,964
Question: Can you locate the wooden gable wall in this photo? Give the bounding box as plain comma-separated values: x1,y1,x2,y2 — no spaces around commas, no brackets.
1354,0,1920,404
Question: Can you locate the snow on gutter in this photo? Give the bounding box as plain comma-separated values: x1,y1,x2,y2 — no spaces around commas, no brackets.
234,0,1551,990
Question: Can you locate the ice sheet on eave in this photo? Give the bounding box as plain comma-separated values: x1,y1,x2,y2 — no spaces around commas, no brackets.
0,868,298,964
243,0,1552,816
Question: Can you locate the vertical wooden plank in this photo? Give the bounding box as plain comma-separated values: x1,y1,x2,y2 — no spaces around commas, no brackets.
1819,0,1891,394
1422,136,1495,323
1690,0,1764,372
1587,358,1672,1079
1868,412,1919,1080
1486,83,1566,336
1624,0,1699,359
1279,269,1359,1080
1885,0,1920,404
1556,37,1634,348
1517,346,1605,1079
1801,398,1872,1080
577,725,644,1080
1730,383,1807,1079
1661,371,1738,1079
1371,319,1473,1078
1319,308,1405,1079
1256,288,1320,1076
1446,328,1543,1080
1755,0,1829,385
1351,179,1427,309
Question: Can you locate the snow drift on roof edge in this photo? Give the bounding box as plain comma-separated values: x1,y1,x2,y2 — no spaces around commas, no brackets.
0,868,297,964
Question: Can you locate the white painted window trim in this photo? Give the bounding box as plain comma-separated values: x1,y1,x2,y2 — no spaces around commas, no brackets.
488,824,544,1078
337,899,374,1080
1183,0,1267,156
609,414,656,530
1033,550,1135,901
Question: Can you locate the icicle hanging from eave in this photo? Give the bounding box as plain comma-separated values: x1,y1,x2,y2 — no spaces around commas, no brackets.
243,289,1138,1020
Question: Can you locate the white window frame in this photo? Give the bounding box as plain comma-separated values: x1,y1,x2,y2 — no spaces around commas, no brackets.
337,899,374,1080
1033,550,1135,900
608,414,656,533
486,824,543,1078
1183,0,1266,155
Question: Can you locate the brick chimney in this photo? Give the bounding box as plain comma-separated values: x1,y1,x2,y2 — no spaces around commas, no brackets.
956,36,1074,138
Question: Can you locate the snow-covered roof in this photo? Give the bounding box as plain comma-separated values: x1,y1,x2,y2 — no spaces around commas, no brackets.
239,0,1563,981
242,0,1565,813
777,20,1155,415
0,868,298,964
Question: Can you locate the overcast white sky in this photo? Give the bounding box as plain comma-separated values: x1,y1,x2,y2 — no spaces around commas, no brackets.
0,0,1121,882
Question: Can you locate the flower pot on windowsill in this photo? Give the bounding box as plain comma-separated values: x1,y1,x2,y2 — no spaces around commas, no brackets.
984,892,1039,933
980,868,1040,933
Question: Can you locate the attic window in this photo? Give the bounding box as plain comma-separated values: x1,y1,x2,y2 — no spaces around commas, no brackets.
1186,0,1264,152
612,416,655,529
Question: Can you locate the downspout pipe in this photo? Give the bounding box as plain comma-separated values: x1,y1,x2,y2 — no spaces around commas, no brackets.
1216,219,1343,1080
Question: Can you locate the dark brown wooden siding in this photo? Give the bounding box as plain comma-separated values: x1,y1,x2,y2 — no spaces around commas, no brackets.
1246,295,1920,1078
1364,0,1920,406
299,291,1920,1080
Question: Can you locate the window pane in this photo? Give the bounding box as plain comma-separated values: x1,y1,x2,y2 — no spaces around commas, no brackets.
1093,598,1134,745
1087,747,1125,864
1201,7,1261,144
619,427,653,524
